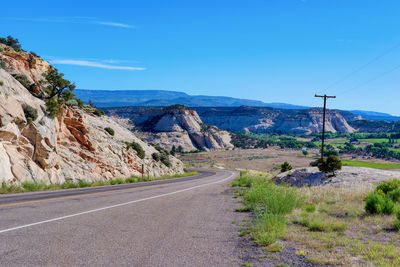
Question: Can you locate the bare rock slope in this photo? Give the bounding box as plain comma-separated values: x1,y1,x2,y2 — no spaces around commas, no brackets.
0,46,183,185
105,106,360,135
130,106,234,151
195,106,358,134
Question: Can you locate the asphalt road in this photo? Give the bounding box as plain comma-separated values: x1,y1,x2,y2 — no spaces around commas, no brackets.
0,169,242,266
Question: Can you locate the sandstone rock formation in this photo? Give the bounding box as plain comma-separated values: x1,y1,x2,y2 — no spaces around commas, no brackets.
106,106,361,135
0,46,183,185
128,106,233,151
195,106,359,134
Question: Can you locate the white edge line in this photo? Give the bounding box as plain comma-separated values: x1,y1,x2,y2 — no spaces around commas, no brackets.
0,171,236,234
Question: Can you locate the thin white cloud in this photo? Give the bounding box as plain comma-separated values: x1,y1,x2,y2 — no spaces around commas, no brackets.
50,59,145,71
96,21,132,28
3,17,133,29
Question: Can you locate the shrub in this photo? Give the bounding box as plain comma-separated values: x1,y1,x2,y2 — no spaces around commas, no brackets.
93,108,105,116
302,150,308,156
152,152,160,161
310,158,323,167
0,47,4,52
77,179,91,188
365,192,394,215
160,153,172,167
383,197,395,214
104,127,115,136
76,98,85,108
22,103,38,123
365,192,385,214
323,149,339,157
376,179,400,195
45,97,61,118
280,161,292,172
151,143,170,155
388,188,400,202
127,141,145,159
110,178,124,185
303,204,316,213
65,99,78,106
0,36,22,50
125,177,139,183
318,155,342,175
0,80,3,86
13,74,31,89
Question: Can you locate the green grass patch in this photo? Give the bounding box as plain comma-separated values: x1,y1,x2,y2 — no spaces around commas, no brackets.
293,213,348,232
233,171,303,246
359,138,390,144
342,160,400,169
0,171,198,194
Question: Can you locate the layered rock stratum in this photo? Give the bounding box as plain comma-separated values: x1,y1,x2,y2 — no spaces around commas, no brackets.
0,44,183,185
106,106,361,135
108,106,234,151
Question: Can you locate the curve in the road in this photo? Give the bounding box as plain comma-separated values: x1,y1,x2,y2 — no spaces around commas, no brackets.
0,169,216,206
0,169,237,234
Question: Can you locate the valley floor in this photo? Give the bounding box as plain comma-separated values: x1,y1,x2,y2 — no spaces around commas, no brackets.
181,149,400,266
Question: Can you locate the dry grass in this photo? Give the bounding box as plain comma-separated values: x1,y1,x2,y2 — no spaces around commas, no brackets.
180,147,318,174
284,184,400,266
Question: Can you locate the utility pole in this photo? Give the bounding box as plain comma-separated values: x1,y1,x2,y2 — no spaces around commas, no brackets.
315,94,336,161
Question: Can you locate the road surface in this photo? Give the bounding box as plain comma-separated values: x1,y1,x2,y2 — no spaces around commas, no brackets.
0,169,243,266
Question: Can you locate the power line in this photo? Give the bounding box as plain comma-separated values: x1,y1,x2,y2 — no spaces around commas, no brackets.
336,62,400,96
326,40,400,92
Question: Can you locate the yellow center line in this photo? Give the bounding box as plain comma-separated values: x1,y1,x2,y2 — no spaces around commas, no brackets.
0,172,218,208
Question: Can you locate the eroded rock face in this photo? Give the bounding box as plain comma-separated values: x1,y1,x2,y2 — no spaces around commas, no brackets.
196,106,357,134
0,51,183,185
106,106,360,135
133,108,234,151
0,44,51,95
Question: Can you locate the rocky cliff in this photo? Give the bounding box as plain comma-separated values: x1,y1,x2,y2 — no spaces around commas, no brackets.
113,105,234,151
0,45,183,185
105,106,360,135
195,106,359,134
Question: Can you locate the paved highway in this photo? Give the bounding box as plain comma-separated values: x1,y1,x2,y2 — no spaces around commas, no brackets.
0,169,242,266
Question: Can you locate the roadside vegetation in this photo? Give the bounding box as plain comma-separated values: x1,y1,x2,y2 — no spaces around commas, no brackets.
233,171,400,266
232,171,303,246
0,171,198,194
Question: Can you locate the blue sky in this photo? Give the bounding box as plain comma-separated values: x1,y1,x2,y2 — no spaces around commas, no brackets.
1,0,400,115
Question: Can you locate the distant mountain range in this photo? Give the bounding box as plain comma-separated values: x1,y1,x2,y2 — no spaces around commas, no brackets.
74,89,400,122
74,89,308,109
349,110,400,122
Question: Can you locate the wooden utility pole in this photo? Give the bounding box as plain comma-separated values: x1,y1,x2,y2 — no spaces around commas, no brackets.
315,94,336,161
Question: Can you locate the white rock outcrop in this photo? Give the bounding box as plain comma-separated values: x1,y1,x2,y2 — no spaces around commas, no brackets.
0,50,183,185
133,108,233,151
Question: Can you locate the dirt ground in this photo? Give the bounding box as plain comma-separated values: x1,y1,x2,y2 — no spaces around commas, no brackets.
180,147,400,175
179,147,319,175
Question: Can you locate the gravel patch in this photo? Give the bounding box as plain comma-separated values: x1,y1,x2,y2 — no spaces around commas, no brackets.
274,166,400,187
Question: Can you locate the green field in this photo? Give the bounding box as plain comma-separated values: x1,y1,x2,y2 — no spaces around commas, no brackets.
358,138,390,144
342,160,400,169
